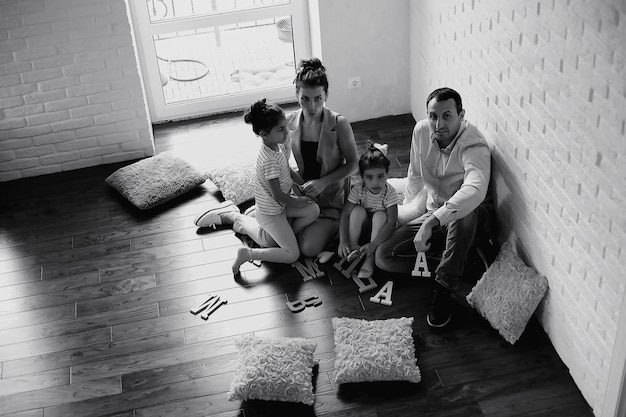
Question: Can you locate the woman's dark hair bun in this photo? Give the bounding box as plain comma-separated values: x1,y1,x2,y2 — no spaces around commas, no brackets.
299,57,325,73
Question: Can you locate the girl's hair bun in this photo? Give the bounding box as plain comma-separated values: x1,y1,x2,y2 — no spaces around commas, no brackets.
243,98,284,135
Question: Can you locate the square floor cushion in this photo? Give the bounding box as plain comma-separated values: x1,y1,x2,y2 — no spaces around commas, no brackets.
206,159,255,206
105,152,207,210
331,316,421,384
466,242,549,344
227,335,317,405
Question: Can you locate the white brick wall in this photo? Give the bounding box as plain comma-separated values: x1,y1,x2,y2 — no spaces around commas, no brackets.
410,0,625,415
0,0,154,182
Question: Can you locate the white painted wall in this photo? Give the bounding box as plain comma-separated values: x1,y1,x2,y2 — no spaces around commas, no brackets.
311,0,411,122
409,1,626,415
0,0,154,182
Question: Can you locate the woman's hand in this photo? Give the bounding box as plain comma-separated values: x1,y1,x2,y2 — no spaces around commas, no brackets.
302,178,326,198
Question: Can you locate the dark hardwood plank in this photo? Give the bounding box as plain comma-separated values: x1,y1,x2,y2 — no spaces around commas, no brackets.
0,409,44,417
0,267,42,288
478,381,591,416
0,376,121,415
0,237,74,261
0,303,75,332
2,327,179,379
132,392,241,417
70,334,242,383
0,327,112,363
0,368,69,397
44,373,236,417
0,272,99,303
0,303,158,346
0,239,131,276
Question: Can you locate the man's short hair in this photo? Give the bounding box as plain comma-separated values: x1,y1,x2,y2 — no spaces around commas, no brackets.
427,87,463,114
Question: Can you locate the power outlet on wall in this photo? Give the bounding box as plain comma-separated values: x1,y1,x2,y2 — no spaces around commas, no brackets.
348,76,361,89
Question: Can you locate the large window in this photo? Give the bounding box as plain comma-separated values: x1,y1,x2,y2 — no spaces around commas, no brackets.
128,0,310,122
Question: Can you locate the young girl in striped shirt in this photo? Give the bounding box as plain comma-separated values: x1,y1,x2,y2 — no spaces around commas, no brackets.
195,99,319,275
338,143,401,278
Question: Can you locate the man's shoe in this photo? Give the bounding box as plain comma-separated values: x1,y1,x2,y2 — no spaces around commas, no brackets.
194,201,239,228
427,283,452,328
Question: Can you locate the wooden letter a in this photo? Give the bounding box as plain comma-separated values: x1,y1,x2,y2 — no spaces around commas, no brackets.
369,281,393,306
411,251,431,277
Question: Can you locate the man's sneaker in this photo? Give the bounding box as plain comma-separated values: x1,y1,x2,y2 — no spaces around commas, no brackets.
427,282,452,328
194,201,240,228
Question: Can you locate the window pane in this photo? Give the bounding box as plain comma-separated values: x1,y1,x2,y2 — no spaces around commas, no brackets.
153,16,295,105
147,0,291,23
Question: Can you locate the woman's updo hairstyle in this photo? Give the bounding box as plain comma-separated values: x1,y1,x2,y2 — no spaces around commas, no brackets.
294,57,329,94
243,98,284,135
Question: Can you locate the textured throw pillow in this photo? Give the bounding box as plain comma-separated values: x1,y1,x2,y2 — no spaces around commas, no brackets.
466,242,549,344
331,317,421,384
207,161,255,205
105,152,207,210
227,335,317,405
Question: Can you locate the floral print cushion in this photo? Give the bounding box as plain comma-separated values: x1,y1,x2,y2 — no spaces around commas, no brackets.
466,242,548,344
331,317,421,384
227,335,317,405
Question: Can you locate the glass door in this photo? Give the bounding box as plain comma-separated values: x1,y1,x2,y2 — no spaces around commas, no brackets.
128,0,310,122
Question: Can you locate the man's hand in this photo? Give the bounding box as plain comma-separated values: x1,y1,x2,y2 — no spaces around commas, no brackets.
414,214,439,253
413,225,432,252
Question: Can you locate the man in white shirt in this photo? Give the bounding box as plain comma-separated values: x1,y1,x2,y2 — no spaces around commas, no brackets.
375,87,495,328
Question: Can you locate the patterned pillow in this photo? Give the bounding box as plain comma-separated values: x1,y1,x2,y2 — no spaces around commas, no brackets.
207,160,255,205
466,242,548,344
105,152,206,210
331,317,421,384
227,335,317,405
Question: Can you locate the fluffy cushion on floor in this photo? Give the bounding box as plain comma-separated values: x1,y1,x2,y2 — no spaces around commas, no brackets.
207,161,255,205
466,242,548,344
105,152,207,210
227,335,317,405
331,317,421,384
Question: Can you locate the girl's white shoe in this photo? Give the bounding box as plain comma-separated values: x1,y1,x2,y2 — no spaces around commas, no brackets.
194,200,240,228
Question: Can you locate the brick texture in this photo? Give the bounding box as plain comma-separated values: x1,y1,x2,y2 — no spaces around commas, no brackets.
0,0,154,182
410,1,625,414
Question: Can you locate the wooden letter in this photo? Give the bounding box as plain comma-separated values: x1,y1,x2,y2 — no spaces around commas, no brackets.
411,251,431,277
333,254,362,279
286,299,306,313
190,295,217,315
292,258,325,282
201,298,227,320
352,275,378,293
369,281,394,306
303,296,322,307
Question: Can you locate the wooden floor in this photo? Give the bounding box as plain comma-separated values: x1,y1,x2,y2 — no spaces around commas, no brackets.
0,110,593,417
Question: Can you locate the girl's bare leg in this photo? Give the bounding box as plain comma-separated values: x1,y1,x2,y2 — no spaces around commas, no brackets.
348,205,368,255
358,211,387,278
